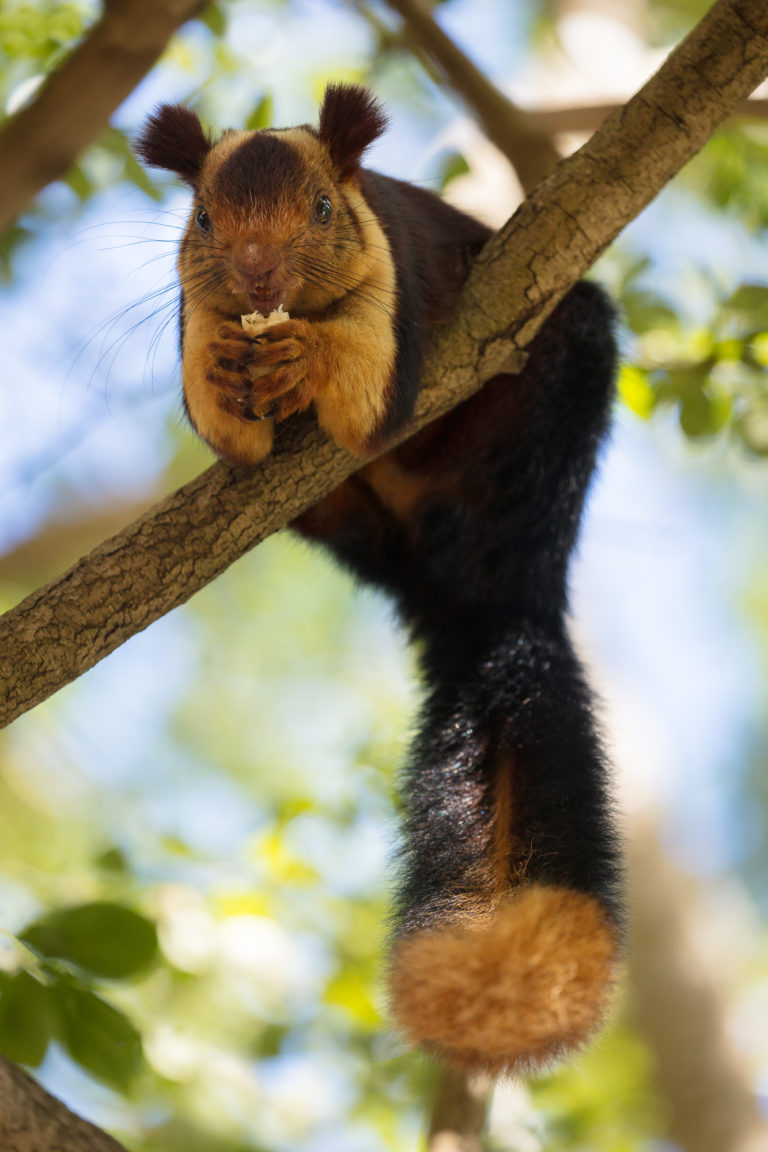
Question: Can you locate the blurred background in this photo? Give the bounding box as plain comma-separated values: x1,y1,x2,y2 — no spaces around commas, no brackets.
1,0,767,1148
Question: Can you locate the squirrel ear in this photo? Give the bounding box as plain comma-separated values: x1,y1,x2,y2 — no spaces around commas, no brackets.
318,84,388,178
135,104,212,187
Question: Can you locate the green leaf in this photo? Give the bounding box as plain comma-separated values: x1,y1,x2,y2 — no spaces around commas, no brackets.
0,223,30,281
723,283,768,325
98,126,130,157
52,981,143,1090
436,150,470,192
735,405,768,456
749,332,768,368
200,3,226,37
20,902,158,980
255,1022,289,1059
63,164,94,202
0,971,54,1067
95,846,129,873
245,94,274,132
618,364,656,418
622,288,678,335
679,389,714,439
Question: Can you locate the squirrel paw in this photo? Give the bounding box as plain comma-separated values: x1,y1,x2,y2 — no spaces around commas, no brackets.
245,318,318,420
206,319,317,422
206,321,260,401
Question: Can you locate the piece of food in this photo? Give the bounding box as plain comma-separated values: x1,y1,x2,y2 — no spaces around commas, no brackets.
240,304,290,336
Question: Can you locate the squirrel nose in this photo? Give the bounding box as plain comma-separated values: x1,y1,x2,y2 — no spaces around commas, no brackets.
233,242,281,286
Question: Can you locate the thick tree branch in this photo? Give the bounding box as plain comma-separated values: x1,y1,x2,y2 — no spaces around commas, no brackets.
526,95,768,136
0,0,766,730
383,0,561,192
0,1055,128,1152
0,0,206,233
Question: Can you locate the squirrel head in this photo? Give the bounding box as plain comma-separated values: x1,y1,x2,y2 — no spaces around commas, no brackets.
135,85,390,316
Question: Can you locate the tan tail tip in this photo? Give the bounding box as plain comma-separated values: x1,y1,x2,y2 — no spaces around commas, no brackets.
388,885,620,1077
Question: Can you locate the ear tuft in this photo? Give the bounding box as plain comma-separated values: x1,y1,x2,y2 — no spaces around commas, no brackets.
134,104,212,187
318,84,388,178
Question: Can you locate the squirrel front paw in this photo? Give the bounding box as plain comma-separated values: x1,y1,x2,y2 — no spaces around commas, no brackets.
207,319,316,422
243,318,318,420
206,322,272,420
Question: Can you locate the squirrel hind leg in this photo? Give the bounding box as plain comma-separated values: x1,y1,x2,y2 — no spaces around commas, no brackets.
388,884,620,1077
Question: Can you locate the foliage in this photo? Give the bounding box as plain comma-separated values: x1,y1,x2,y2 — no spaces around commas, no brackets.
0,0,93,109
617,265,768,455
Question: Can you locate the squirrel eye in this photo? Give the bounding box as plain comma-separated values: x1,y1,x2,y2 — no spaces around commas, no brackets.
314,195,333,225
194,205,212,233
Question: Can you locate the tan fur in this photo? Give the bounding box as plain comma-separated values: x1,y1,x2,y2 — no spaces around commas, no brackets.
389,885,619,1076
309,181,397,453
181,303,274,465
177,127,397,463
361,454,459,520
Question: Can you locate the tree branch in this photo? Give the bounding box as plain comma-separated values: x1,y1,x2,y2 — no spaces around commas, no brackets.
629,822,768,1152
0,0,206,233
0,1055,128,1152
525,95,768,136
0,0,766,730
427,1067,491,1152
383,0,561,192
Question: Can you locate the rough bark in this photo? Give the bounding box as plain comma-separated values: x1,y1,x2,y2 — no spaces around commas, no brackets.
0,0,206,233
0,1056,128,1152
526,96,768,136
0,0,766,730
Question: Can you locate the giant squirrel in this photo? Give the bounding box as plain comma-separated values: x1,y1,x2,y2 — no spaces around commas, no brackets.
136,83,623,1076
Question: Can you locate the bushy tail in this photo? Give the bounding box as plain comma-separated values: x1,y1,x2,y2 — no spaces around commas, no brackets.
389,619,623,1076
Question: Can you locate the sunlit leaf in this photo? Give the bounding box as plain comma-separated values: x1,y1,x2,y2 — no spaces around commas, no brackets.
735,405,768,456
713,337,745,362
245,94,274,132
618,365,656,418
436,150,470,192
749,332,768,368
200,3,226,37
256,830,319,885
324,968,380,1026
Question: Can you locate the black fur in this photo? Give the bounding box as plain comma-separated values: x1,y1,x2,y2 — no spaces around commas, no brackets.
293,280,623,937
134,104,211,186
318,83,388,177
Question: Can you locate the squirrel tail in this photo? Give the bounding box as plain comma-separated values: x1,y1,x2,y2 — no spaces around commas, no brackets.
388,618,623,1076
